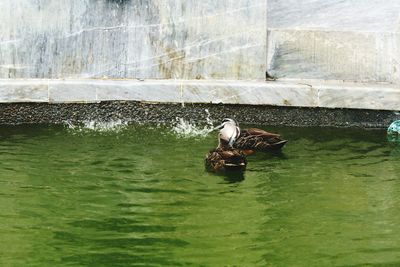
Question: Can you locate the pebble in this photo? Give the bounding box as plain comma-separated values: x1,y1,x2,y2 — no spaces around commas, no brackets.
0,102,398,128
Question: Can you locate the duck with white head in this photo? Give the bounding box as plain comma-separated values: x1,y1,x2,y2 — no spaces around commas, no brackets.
215,118,288,154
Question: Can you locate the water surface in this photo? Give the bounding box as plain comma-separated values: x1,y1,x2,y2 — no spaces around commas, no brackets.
0,123,399,266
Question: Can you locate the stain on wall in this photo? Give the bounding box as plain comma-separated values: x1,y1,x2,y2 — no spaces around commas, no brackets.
106,0,131,4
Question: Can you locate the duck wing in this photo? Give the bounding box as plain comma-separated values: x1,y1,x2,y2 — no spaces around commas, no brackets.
205,149,247,172
235,128,287,152
205,150,223,172
246,128,281,138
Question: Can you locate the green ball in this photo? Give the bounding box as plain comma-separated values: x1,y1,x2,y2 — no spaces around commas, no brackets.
387,120,400,135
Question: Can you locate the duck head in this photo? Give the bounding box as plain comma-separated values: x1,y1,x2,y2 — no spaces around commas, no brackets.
214,118,239,130
215,118,240,148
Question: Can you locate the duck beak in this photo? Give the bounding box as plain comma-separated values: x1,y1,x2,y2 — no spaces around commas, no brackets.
213,123,224,131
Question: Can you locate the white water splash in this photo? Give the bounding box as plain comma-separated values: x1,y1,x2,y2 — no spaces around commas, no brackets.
171,118,216,138
65,119,129,133
63,109,218,137
171,109,217,138
204,109,213,128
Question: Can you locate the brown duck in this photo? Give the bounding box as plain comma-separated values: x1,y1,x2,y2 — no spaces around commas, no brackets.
205,148,247,173
205,119,247,173
214,118,288,155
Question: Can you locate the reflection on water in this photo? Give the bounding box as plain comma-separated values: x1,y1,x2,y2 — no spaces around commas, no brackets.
0,124,399,266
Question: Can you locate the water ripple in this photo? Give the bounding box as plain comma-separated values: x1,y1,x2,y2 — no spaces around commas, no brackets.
0,124,399,266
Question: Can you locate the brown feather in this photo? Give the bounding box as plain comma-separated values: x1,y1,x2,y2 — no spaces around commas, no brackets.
242,149,255,155
246,128,281,138
234,128,288,152
205,148,247,173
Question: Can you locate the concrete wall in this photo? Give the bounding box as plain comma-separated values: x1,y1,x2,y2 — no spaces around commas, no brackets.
267,0,400,83
3,0,400,83
0,0,266,80
1,0,400,114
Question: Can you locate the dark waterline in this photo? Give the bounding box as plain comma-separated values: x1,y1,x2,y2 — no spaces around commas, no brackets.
0,123,399,266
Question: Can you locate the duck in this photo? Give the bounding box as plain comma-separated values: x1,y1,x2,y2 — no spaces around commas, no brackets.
205,120,247,173
205,147,247,173
214,118,288,154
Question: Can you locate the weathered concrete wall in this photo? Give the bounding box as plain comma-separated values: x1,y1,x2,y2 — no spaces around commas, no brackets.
1,0,400,120
267,0,400,83
0,0,266,79
3,0,400,83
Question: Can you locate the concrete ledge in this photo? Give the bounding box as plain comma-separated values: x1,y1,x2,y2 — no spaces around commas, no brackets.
0,79,398,111
0,80,49,102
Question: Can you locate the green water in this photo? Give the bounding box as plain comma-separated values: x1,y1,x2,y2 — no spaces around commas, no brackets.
1,123,400,267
